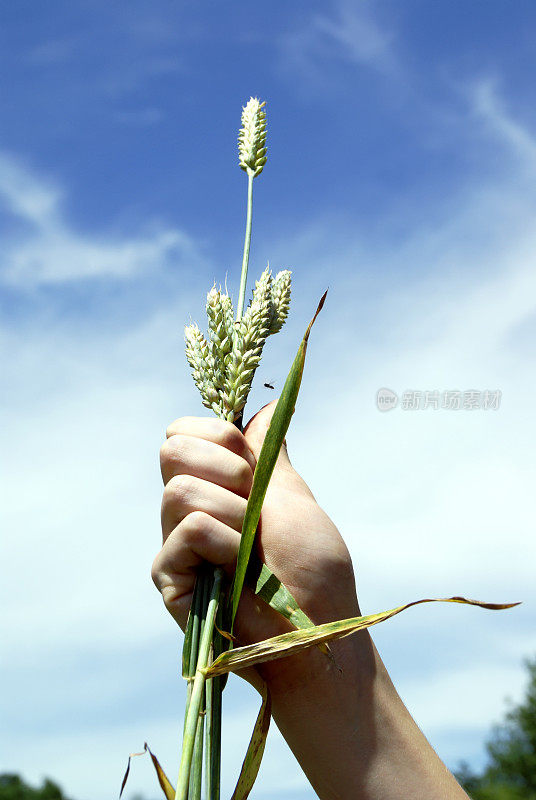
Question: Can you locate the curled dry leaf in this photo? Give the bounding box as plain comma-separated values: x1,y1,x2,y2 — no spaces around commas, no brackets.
230,682,272,800
119,742,175,800
204,597,520,678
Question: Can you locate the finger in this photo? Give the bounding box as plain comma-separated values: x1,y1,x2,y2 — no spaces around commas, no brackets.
160,434,253,497
243,400,292,470
165,417,256,471
151,510,241,627
161,474,247,540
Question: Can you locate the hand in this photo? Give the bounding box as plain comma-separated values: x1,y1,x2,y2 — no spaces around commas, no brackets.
152,401,360,688
152,402,470,799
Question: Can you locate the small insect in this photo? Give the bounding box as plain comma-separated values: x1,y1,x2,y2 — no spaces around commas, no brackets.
264,381,275,390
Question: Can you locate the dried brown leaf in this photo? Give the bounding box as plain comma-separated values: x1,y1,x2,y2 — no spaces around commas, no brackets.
204,597,519,678
230,682,272,800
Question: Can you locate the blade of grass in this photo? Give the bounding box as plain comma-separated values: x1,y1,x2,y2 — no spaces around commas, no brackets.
229,682,272,800
205,597,520,678
249,557,316,630
230,291,328,628
248,556,333,662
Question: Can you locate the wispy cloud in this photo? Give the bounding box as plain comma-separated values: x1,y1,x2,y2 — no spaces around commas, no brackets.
279,0,397,86
0,153,201,285
24,37,78,66
102,54,183,97
113,106,165,126
471,79,536,168
20,12,184,100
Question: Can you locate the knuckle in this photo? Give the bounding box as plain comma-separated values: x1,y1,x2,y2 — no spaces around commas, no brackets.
160,434,186,466
165,416,189,439
234,458,253,490
165,419,181,439
166,416,202,439
161,584,181,614
219,421,242,452
151,554,163,588
159,437,175,468
181,510,211,545
166,473,196,504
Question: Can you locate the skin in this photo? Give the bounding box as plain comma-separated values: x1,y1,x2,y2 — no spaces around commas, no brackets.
152,401,469,800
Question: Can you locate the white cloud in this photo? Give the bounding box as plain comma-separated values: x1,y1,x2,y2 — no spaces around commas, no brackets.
0,681,309,800
2,82,536,799
0,152,201,285
279,0,397,84
408,660,528,733
471,79,536,168
102,55,183,97
313,1,394,68
24,37,78,66
114,107,165,126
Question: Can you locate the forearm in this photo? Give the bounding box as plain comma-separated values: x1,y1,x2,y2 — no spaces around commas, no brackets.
156,416,468,799
260,631,468,800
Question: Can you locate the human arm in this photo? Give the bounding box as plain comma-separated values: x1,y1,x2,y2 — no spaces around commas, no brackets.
151,402,469,800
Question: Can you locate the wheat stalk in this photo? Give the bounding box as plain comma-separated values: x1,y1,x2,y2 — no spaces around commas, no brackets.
178,98,291,800
236,98,267,321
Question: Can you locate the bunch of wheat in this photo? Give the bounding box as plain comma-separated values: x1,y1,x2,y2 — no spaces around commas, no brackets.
122,98,517,800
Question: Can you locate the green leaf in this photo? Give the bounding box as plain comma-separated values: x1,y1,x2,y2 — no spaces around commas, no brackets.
250,558,334,663
204,597,519,678
230,682,272,800
250,558,314,630
230,291,327,628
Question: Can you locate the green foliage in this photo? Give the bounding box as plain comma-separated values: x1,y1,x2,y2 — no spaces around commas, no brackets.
457,657,536,800
229,291,326,628
0,774,70,800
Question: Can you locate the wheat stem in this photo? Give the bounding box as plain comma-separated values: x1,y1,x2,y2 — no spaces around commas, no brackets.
189,701,205,800
175,569,223,800
236,172,254,321
183,576,204,732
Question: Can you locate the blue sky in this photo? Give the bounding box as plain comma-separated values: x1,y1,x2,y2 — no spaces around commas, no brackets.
1,2,535,799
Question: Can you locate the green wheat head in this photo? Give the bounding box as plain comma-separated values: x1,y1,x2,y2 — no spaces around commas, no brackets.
185,267,292,422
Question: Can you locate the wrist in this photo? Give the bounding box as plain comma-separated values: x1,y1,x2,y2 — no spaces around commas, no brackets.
258,631,468,800
258,628,377,702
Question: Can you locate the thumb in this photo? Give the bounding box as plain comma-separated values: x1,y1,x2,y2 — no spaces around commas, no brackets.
243,399,293,471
